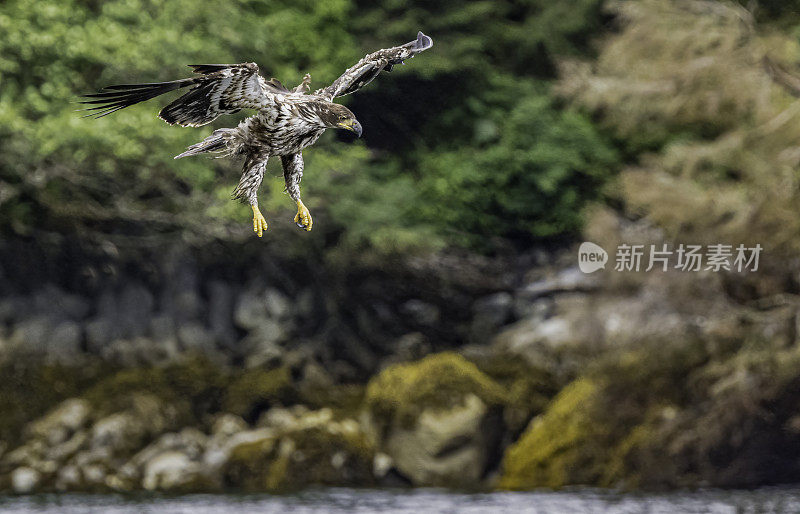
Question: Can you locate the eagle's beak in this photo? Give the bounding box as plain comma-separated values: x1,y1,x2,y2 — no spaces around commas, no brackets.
338,119,362,137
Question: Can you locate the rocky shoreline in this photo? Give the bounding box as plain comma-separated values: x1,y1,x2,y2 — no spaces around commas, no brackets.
0,352,532,494
3,234,800,493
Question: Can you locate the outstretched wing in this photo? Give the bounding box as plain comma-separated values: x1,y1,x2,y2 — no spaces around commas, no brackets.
81,63,285,127
315,31,433,101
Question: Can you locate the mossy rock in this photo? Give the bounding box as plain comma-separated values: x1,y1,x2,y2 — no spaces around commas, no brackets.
224,421,374,491
0,359,107,447
266,425,374,491
365,352,509,430
82,355,227,425
498,378,607,490
223,434,277,490
473,353,559,434
223,367,295,420
298,383,365,418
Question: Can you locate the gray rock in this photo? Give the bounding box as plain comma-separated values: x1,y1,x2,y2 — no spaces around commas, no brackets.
46,431,88,463
101,337,179,366
234,286,291,331
379,333,431,368
90,395,174,456
177,322,217,353
203,428,275,472
512,296,554,322
517,266,600,299
149,315,176,342
401,299,440,326
55,464,82,491
470,292,513,344
118,283,155,338
85,318,119,353
32,285,90,321
207,281,236,347
117,427,210,489
172,291,202,322
11,466,40,494
142,451,208,491
211,414,247,437
27,398,92,447
90,413,142,454
0,297,20,324
9,316,54,354
379,393,496,486
241,319,285,368
373,452,393,478
47,321,84,364
81,463,107,488
264,288,291,320
257,406,301,431
94,289,118,320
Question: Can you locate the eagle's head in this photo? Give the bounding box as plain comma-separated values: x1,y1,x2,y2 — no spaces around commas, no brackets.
305,102,362,137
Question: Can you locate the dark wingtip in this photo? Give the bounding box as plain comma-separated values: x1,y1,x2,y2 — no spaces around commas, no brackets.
414,31,433,52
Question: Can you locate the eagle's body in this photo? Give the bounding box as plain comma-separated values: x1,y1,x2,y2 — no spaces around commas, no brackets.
82,32,433,236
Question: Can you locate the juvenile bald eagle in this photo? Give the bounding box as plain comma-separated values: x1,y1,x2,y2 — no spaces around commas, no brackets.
81,32,433,237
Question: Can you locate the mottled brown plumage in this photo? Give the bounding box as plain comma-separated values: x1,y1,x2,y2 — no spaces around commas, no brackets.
81,32,433,236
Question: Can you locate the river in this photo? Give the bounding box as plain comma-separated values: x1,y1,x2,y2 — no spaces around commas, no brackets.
0,487,798,513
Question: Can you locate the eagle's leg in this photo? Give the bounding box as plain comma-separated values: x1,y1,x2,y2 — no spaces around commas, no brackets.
295,200,312,231
233,156,268,237
281,153,312,231
251,204,268,238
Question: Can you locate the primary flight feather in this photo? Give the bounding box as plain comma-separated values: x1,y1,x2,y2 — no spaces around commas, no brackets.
81,32,433,237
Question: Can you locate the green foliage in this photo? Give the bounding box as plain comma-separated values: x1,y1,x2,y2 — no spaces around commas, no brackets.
412,86,618,246
0,0,358,240
0,0,616,253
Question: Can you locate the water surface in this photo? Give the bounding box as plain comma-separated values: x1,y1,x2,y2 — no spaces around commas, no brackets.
0,487,797,513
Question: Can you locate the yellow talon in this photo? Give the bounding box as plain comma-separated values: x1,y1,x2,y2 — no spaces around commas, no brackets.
294,200,313,231
251,205,268,238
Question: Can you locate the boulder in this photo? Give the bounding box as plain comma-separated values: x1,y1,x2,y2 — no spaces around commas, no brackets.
364,352,508,487
234,286,291,331
11,466,40,494
211,414,248,438
222,408,373,491
142,450,212,492
177,322,217,354
499,378,601,490
84,318,119,353
383,393,493,485
203,427,274,475
8,316,54,354
117,283,155,338
470,292,513,344
47,321,84,364
27,399,92,447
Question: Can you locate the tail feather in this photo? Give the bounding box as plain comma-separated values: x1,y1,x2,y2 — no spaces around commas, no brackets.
79,79,195,119
174,129,236,159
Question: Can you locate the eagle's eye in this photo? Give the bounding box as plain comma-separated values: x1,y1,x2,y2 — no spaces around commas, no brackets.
339,114,347,120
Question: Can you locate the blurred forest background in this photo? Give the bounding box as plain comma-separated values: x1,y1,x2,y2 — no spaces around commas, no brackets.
5,0,800,496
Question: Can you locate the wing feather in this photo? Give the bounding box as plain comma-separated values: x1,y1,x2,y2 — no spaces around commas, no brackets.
316,31,433,100
80,63,282,127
